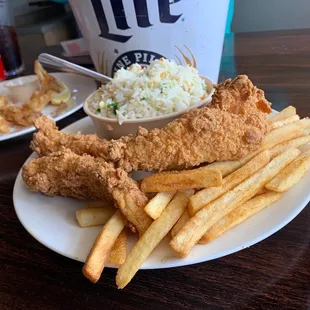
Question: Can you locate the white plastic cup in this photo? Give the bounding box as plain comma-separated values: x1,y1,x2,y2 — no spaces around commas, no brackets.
69,0,229,82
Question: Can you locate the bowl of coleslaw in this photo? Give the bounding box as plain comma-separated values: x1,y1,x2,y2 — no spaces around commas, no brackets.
84,58,214,139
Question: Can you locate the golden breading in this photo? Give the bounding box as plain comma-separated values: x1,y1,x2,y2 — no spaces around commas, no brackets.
31,75,271,172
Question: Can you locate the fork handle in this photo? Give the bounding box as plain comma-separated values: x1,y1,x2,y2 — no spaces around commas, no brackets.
38,53,112,83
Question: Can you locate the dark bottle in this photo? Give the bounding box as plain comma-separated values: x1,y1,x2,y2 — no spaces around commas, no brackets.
0,0,24,77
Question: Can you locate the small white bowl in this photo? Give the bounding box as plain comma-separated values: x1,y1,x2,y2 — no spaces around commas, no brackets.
4,75,39,103
84,76,215,139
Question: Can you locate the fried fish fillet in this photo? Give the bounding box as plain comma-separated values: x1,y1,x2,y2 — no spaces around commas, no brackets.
31,75,271,171
31,115,111,159
22,149,152,234
0,115,9,133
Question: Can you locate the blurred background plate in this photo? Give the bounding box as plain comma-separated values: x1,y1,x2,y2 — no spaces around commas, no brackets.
0,72,96,141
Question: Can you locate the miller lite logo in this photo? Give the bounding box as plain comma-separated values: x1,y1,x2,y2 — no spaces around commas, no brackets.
91,0,183,43
89,0,184,74
112,50,164,73
70,0,229,82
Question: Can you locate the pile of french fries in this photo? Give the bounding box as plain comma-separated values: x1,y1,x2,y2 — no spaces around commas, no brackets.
75,106,310,288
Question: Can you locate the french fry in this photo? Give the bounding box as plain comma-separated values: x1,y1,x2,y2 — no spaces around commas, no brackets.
170,148,300,257
84,200,112,209
199,191,283,244
265,148,310,192
300,118,310,128
144,191,176,220
171,209,190,239
189,150,270,216
262,121,306,150
116,190,194,289
141,167,222,192
270,115,300,130
108,229,127,265
268,106,296,124
82,210,127,283
256,188,268,195
76,207,116,227
205,152,258,178
269,135,310,158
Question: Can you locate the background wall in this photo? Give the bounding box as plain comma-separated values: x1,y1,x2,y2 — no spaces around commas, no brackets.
232,0,310,33
11,0,41,17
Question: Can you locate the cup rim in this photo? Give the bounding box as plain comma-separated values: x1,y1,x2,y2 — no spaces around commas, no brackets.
83,75,215,124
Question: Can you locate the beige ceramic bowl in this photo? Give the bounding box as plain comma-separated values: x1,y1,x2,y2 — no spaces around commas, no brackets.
84,76,215,139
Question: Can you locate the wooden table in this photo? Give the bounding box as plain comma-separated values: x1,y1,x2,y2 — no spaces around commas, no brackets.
1,29,309,310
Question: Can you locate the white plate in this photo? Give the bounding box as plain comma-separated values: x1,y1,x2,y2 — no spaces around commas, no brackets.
0,73,96,141
13,115,310,269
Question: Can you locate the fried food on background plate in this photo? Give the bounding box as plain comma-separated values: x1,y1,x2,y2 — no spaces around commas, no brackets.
31,75,271,171
0,91,51,127
25,90,52,112
0,97,10,132
22,149,152,234
0,115,9,133
34,60,61,93
0,101,39,127
0,61,67,131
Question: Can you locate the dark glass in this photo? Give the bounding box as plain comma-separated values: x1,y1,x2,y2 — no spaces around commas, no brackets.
0,26,24,76
0,1,24,77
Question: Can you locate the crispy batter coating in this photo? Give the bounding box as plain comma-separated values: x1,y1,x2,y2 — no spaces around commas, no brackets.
22,149,145,201
23,149,112,200
0,115,9,133
22,149,152,234
31,116,111,158
209,75,272,114
31,75,271,171
110,75,271,171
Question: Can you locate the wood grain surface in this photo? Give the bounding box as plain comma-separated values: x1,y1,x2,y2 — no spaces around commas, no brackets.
1,29,309,310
